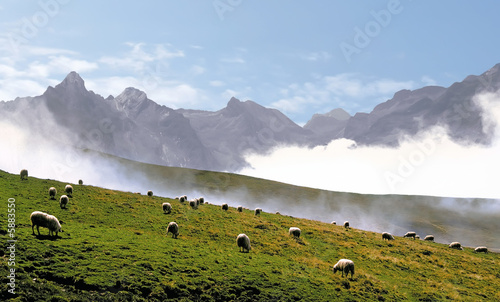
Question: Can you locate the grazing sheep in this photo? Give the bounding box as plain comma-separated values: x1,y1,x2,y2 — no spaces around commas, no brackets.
78,179,83,185
59,195,69,209
221,203,229,211
147,190,153,197
30,211,62,237
189,199,198,209
449,242,463,250
424,235,434,241
343,221,350,229
331,221,336,225
474,246,488,253
49,187,57,200
198,197,204,204
275,211,281,215
236,233,251,252
20,169,28,180
289,227,301,238
65,185,73,197
178,196,186,203
166,222,179,238
333,259,355,279
237,206,243,212
382,232,395,240
162,202,172,214
255,208,262,216
403,231,416,239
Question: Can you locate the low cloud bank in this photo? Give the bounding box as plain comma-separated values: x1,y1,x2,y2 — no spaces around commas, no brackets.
240,90,500,199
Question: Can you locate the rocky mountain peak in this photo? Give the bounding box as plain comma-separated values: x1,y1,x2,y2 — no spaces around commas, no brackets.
116,87,148,103
56,71,86,91
321,108,351,121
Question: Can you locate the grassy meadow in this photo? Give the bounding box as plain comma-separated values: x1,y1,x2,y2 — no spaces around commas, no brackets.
1,169,499,301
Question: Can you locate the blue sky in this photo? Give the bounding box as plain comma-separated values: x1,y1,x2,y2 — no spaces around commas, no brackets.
1,1,499,125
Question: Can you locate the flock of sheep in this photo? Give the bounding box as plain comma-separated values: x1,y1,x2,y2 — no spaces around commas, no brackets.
22,168,490,283
381,231,489,253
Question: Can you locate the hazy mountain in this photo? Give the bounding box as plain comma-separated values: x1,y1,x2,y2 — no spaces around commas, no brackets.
177,97,312,170
305,64,500,146
304,108,351,145
1,64,499,171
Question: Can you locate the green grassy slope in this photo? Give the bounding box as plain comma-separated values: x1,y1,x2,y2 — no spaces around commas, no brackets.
99,153,500,251
1,170,499,301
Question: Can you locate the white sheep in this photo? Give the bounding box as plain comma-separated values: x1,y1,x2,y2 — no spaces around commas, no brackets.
343,221,350,229
474,246,488,253
59,195,69,209
382,232,395,240
289,227,301,238
162,202,172,214
331,221,336,225
221,203,229,211
333,259,355,279
166,222,179,238
30,211,62,237
198,197,205,204
237,206,243,212
403,231,416,239
65,185,73,197
147,190,153,197
236,233,251,252
424,235,434,241
189,199,198,209
449,242,463,250
20,169,28,180
178,196,186,203
255,208,262,216
49,187,57,200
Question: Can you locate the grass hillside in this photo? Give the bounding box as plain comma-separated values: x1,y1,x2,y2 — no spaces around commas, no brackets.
1,169,499,301
95,152,500,251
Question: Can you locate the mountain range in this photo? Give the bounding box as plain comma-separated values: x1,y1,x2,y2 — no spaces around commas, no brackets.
1,63,499,171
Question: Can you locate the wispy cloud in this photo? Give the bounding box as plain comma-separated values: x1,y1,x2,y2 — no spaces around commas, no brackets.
220,57,246,64
301,51,331,62
209,80,225,87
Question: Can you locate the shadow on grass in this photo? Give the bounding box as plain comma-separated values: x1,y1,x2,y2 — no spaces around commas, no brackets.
33,234,64,241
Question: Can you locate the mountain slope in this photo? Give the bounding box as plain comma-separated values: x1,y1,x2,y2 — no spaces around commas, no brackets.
0,169,498,301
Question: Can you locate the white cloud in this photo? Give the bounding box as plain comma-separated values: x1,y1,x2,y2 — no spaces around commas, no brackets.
220,57,245,64
302,51,331,61
190,65,205,76
242,90,500,199
421,75,437,86
209,80,225,87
